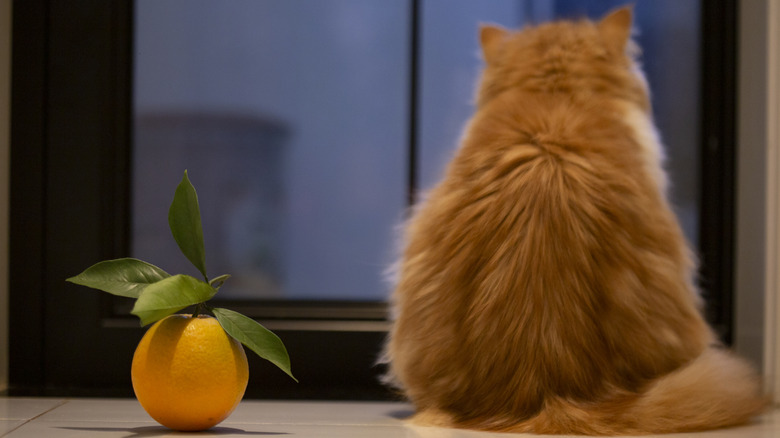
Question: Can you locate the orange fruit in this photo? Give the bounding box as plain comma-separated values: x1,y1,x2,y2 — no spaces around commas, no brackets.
131,314,249,431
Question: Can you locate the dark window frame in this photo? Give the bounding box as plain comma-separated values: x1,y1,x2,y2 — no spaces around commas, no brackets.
8,0,736,397
699,0,738,344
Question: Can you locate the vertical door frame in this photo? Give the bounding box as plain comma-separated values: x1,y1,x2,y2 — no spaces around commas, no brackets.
735,0,780,402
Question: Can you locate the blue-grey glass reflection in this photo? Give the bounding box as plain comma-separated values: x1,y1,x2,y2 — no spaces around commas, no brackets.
134,0,700,301
418,0,700,246
134,0,409,300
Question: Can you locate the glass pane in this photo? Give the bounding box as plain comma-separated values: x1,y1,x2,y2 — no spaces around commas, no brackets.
418,1,530,192
553,0,701,246
133,0,409,300
417,0,701,246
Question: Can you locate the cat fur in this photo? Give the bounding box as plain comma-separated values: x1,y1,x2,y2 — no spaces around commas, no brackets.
381,6,766,435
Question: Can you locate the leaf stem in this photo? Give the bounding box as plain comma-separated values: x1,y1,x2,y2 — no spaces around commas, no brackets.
192,302,208,318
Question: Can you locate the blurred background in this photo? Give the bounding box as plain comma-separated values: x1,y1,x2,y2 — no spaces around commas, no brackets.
133,0,701,301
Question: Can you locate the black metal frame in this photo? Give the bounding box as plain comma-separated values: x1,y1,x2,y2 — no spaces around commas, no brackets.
9,0,135,394
8,0,737,397
699,0,738,344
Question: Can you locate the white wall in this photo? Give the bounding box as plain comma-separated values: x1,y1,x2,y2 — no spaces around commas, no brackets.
0,0,12,392
767,0,780,403
735,0,780,400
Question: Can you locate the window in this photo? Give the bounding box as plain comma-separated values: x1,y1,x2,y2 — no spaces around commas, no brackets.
133,0,410,302
9,0,736,397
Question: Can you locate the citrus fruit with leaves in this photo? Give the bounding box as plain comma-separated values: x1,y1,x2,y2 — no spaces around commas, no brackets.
131,314,249,431
67,170,296,431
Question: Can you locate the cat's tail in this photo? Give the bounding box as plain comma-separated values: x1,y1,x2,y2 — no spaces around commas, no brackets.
509,347,768,435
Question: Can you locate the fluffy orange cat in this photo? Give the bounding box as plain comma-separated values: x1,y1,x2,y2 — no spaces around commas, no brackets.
382,6,766,435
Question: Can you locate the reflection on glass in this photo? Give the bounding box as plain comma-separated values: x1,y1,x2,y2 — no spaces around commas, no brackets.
134,0,701,302
418,0,701,246
133,113,288,297
133,0,409,300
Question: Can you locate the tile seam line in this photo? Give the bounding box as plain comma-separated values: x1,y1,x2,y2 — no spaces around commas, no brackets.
32,419,403,427
224,422,405,427
0,399,69,437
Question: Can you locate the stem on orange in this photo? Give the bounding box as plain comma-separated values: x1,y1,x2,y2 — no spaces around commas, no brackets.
192,302,208,318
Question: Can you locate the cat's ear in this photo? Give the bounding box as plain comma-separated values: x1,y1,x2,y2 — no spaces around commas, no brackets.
480,24,509,64
598,5,633,53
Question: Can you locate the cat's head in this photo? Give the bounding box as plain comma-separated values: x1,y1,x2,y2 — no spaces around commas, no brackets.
476,6,649,111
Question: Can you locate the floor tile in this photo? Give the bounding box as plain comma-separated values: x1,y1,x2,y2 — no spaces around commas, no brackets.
1,397,779,437
6,420,192,437
403,412,780,438
0,398,66,420
34,399,410,426
32,399,151,423
8,421,407,438
0,420,26,436
404,425,527,438
226,400,412,425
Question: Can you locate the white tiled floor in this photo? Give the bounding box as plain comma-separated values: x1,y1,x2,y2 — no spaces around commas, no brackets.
1,397,779,437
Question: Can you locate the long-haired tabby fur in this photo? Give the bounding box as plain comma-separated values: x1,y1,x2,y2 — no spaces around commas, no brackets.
381,6,766,435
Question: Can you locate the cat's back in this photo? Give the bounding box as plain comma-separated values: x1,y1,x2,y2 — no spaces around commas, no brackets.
385,9,764,434
392,83,708,417
388,11,709,420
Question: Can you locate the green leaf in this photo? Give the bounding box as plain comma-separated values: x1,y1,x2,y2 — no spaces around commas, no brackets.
209,274,231,289
213,307,297,382
169,170,208,280
66,258,170,298
131,274,216,326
